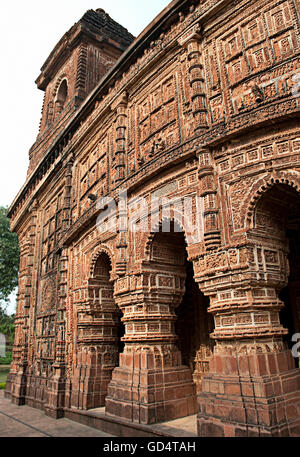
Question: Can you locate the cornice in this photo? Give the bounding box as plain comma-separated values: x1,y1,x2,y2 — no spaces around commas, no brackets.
9,0,300,227
8,0,196,219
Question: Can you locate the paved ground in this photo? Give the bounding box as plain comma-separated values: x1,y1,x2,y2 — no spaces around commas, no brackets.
151,413,197,437
0,391,115,437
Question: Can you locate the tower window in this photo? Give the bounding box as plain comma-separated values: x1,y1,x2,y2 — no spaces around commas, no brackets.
55,79,68,117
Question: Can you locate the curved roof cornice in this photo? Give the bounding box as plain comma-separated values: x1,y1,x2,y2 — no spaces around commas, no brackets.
8,0,202,219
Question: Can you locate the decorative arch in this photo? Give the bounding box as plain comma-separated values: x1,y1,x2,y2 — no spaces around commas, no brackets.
89,245,114,278
52,74,68,98
56,79,68,105
239,171,300,369
240,171,300,229
144,212,192,262
142,213,214,394
73,242,123,410
53,77,69,120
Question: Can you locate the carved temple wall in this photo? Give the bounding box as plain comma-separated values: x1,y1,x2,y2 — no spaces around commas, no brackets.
5,0,300,436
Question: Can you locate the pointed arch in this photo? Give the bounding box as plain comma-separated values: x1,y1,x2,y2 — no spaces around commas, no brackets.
144,213,191,262
245,178,300,365
89,245,114,279
240,171,300,229
56,79,68,106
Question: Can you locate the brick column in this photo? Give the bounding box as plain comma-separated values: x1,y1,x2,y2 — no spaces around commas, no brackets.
195,244,300,437
198,148,221,250
116,190,128,277
71,264,119,410
44,249,68,418
113,92,127,183
105,271,197,425
5,243,27,404
178,24,208,133
6,201,38,405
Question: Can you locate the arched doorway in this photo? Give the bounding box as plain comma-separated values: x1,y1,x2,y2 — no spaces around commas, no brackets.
198,182,300,437
92,252,125,369
252,183,300,366
176,260,214,393
72,251,125,410
106,220,204,423
151,221,214,395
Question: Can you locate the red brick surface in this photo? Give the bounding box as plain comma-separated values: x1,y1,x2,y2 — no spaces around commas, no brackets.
5,0,300,436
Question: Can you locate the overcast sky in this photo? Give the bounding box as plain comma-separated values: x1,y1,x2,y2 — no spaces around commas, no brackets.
1,0,169,314
0,0,170,210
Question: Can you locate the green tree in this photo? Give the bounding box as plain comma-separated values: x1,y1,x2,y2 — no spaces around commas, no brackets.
0,308,15,342
0,307,14,364
0,206,19,306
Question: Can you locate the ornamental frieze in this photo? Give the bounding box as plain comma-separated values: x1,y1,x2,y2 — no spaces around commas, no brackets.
6,0,300,438
38,276,57,314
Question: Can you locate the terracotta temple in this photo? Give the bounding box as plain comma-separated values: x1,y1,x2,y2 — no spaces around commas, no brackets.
5,0,300,437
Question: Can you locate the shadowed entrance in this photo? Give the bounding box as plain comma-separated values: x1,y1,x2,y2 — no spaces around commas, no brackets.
176,260,214,393
71,252,124,410
105,221,198,424
257,184,300,368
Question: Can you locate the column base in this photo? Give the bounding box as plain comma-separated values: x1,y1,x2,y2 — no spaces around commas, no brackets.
6,366,27,406
4,371,14,400
105,352,197,425
44,367,66,419
25,371,48,410
70,345,117,410
197,350,300,437
70,369,113,410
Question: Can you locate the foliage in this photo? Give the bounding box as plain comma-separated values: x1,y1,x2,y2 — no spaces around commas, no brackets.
0,351,12,365
0,206,18,367
0,365,10,386
0,309,15,345
0,206,19,304
0,383,6,389
0,309,15,365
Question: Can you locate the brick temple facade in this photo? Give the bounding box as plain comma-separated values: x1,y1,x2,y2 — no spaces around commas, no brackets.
5,0,300,437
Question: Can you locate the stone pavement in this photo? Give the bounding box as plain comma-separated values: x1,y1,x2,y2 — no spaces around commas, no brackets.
0,391,115,437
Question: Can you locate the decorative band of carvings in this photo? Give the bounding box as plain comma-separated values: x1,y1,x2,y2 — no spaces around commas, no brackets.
75,43,88,97
9,89,300,230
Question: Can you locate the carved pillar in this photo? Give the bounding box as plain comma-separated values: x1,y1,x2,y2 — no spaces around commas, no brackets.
105,270,197,425
195,244,300,437
44,249,68,418
62,159,74,232
71,255,119,410
198,148,221,249
6,202,38,405
6,295,28,405
179,25,208,134
75,43,88,101
116,191,128,276
113,92,127,183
